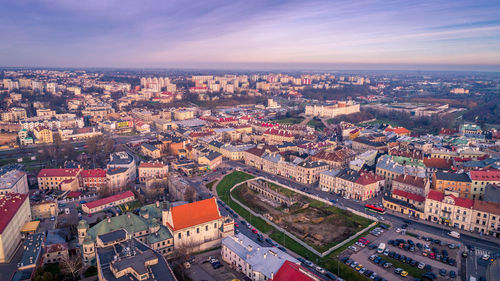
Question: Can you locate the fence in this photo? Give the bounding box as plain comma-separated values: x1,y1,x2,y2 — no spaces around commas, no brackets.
230,177,379,257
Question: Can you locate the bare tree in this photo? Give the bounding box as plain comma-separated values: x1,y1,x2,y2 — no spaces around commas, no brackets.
184,186,197,203
60,253,83,281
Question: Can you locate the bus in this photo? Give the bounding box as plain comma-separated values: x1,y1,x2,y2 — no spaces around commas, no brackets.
365,204,386,215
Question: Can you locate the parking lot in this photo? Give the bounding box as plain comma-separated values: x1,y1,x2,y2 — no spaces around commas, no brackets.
340,224,461,281
186,249,245,281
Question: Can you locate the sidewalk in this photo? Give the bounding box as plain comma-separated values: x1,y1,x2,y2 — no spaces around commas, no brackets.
387,210,500,245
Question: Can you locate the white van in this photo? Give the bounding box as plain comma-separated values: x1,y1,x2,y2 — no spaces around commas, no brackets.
448,231,460,239
377,243,386,254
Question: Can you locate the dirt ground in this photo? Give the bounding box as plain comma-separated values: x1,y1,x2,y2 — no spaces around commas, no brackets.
236,184,362,250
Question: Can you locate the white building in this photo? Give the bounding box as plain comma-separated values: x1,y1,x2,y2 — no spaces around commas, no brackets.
0,167,29,195
305,100,360,118
221,233,300,281
0,194,31,263
107,152,136,183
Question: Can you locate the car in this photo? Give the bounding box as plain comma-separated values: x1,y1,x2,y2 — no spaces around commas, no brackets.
359,268,367,274
383,249,389,256
251,228,258,234
442,249,448,256
368,244,378,250
409,246,415,252
401,224,408,229
316,266,326,274
369,255,378,261
355,264,363,271
388,240,395,245
424,265,432,272
265,238,273,244
345,259,353,266
400,271,408,277
406,257,413,264
350,261,358,268
394,268,403,274
389,251,395,258
417,262,425,269
374,257,382,264
407,239,414,246
396,228,402,233
325,272,338,280
448,243,456,249
416,243,423,249
439,269,447,276
235,229,240,234
422,272,437,280
278,246,287,252
257,236,263,242
383,262,392,268
481,254,490,261
364,270,373,277
410,260,418,267
304,260,314,267
394,254,401,260
462,252,468,258
339,257,348,263
369,272,377,280
212,262,223,269
449,271,456,278
348,246,358,252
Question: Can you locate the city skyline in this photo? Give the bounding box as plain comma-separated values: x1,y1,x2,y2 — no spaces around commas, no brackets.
1,0,500,71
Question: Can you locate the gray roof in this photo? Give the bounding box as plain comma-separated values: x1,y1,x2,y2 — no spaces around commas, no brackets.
141,143,159,152
97,238,176,281
297,161,328,169
222,233,299,279
98,229,127,244
18,233,44,269
435,172,471,182
204,151,222,161
109,152,134,165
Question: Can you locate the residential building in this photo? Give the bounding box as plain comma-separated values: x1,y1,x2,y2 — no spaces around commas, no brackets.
219,144,255,160
392,175,430,197
198,151,223,170
468,170,500,200
332,169,384,201
0,166,29,195
311,147,356,169
424,190,473,230
471,200,500,237
106,168,129,190
376,155,426,190
37,168,82,190
432,172,472,199
0,193,31,263
33,126,53,144
141,143,161,159
82,191,135,214
107,152,136,183
31,200,58,220
138,162,168,182
163,197,234,252
277,161,328,185
221,233,300,281
43,229,69,264
319,169,340,192
263,129,295,144
1,107,27,122
81,169,107,191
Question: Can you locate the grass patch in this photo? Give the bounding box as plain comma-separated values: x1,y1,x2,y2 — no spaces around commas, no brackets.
406,232,419,238
306,119,326,131
383,256,425,278
270,230,321,261
275,117,304,125
205,180,216,191
358,119,399,127
217,172,273,234
119,200,143,212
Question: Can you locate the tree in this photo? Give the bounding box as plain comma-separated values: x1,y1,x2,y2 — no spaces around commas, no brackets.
60,254,83,281
41,272,54,281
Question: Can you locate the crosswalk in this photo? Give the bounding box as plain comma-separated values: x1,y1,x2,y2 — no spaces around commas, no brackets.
475,248,490,257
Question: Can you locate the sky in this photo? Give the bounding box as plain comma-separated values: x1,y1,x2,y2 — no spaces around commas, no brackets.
1,0,500,71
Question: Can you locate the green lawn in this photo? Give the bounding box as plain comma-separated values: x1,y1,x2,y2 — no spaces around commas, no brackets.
275,117,304,125
358,119,399,127
383,256,425,278
205,180,216,191
307,119,326,131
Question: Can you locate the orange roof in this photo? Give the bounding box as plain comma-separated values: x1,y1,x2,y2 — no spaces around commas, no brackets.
168,197,221,231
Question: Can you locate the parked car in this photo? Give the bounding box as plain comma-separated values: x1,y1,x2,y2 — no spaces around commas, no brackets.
449,271,456,278
439,269,447,276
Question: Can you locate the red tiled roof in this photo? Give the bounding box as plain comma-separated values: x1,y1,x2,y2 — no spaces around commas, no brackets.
264,128,293,137
393,175,427,189
139,162,166,168
168,197,221,231
473,200,500,215
82,191,135,210
447,194,474,208
272,260,326,281
0,193,28,234
81,168,107,178
469,169,500,181
427,190,445,201
385,127,410,135
423,157,453,169
392,189,425,203
38,168,81,178
66,191,82,198
355,171,383,185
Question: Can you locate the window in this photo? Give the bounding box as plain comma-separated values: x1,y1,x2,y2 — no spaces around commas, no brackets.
187,230,190,237
178,233,182,239
214,223,217,228
197,228,200,234
206,225,208,231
